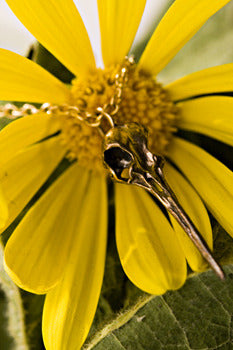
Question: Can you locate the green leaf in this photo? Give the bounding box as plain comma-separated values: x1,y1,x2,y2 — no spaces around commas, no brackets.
84,265,233,350
85,199,233,349
19,291,45,350
214,223,233,266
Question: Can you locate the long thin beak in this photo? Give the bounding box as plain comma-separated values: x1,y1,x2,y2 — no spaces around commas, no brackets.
130,165,225,280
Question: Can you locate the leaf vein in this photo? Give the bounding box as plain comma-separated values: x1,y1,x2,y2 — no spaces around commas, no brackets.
161,295,191,348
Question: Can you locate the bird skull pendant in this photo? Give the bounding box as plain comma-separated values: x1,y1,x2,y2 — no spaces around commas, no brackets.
103,122,224,280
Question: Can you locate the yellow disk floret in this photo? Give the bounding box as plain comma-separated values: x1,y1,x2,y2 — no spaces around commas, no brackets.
59,114,103,172
114,69,178,155
57,64,178,172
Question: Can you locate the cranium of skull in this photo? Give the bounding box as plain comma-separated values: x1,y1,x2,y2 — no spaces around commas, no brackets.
103,122,163,184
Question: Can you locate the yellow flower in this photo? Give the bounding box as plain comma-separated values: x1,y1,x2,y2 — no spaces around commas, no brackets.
0,0,233,348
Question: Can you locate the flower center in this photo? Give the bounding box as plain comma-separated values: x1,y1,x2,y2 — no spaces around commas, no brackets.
58,64,178,173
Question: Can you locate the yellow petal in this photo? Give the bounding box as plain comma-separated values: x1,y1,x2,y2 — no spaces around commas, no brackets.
4,163,94,294
98,0,146,66
0,49,70,103
177,96,233,147
0,113,61,165
0,186,8,229
42,173,107,349
166,63,233,101
165,163,212,272
5,0,95,76
169,138,233,237
139,0,231,75
0,136,65,233
115,184,186,295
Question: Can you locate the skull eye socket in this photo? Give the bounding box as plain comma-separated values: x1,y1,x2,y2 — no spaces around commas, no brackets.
104,146,133,179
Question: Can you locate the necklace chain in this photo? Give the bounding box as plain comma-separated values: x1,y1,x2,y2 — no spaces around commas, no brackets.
0,56,135,134
0,57,225,279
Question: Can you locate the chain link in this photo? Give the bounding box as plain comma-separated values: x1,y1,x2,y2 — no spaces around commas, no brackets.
0,103,39,118
0,56,135,134
100,55,135,118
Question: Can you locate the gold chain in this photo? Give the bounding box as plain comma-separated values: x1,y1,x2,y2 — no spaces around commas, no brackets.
0,56,135,134
99,55,135,118
0,103,39,119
